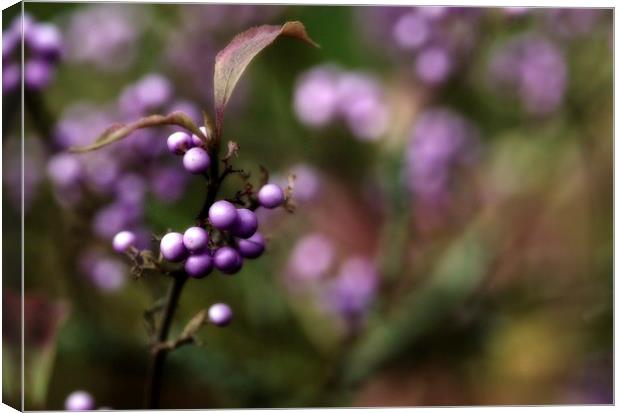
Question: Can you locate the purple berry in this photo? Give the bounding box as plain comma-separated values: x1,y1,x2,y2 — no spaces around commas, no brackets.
258,184,285,209
191,126,208,147
208,303,233,326
183,147,211,174
183,226,209,252
214,246,243,274
184,251,213,279
65,390,95,411
236,233,265,259
231,208,258,238
167,131,192,155
160,232,187,262
208,200,238,230
112,230,136,253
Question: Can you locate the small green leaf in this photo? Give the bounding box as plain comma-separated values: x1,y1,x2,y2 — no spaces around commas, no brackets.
69,111,207,153
213,21,319,136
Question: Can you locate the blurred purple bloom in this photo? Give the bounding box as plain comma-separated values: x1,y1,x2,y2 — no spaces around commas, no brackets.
546,8,603,38
287,233,335,282
64,4,143,71
322,256,378,324
46,153,82,189
24,59,54,91
2,63,20,94
92,201,142,240
294,66,340,127
415,46,452,86
80,251,127,292
294,65,390,140
393,11,430,50
489,34,567,115
406,108,480,203
149,165,189,204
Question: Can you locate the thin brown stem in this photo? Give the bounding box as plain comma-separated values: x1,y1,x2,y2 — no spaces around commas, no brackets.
144,272,188,408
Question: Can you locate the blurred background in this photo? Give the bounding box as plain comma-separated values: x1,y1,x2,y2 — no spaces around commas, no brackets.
2,3,613,409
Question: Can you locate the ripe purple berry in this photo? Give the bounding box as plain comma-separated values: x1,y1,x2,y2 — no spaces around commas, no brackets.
112,230,136,253
183,147,211,174
236,232,265,259
208,303,233,326
160,232,187,262
258,184,285,209
231,208,258,238
167,131,192,155
191,126,208,147
209,200,238,230
214,246,243,274
184,251,213,279
183,226,209,252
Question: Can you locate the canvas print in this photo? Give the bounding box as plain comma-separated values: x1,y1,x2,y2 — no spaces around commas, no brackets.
2,3,613,410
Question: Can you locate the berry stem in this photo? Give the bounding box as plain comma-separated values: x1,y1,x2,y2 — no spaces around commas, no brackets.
147,130,224,406
145,271,188,408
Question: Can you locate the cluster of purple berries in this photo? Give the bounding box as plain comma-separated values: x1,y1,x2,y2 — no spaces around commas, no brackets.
3,13,63,93
156,181,283,276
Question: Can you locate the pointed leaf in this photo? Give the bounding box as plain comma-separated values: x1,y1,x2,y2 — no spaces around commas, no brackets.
181,309,209,338
69,111,207,153
213,21,319,135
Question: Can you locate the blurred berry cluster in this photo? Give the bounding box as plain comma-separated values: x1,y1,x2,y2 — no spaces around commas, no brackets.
3,13,62,93
293,65,390,141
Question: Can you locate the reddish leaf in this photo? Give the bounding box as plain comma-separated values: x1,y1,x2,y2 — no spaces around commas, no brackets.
213,21,319,136
69,111,207,153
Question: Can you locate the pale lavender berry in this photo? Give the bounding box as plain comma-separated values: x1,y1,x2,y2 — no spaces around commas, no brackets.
214,246,243,275
236,232,265,259
183,147,211,174
191,126,208,147
231,208,258,238
208,303,233,326
160,232,187,262
166,131,192,155
112,230,136,253
183,226,209,252
257,184,285,209
209,200,238,230
65,390,95,411
184,251,213,279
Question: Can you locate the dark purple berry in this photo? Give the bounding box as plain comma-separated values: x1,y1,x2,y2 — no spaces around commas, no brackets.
209,200,238,230
112,230,136,253
208,303,233,326
183,226,209,252
183,147,211,174
160,232,187,262
231,208,258,238
214,246,243,274
184,251,213,279
258,184,285,209
236,232,265,259
167,131,192,155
